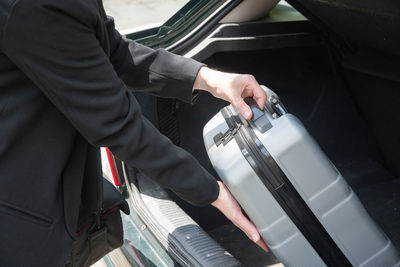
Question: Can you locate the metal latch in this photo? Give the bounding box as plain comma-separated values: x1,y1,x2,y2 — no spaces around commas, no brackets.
213,124,241,147
269,95,287,118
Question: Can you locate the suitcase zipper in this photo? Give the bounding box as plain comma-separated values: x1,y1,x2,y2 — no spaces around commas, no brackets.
221,108,285,189
221,106,352,267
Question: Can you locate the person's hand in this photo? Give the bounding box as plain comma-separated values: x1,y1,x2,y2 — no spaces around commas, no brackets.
193,67,266,120
212,181,269,252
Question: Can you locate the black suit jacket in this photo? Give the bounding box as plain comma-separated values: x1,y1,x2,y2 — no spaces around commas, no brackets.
0,0,219,265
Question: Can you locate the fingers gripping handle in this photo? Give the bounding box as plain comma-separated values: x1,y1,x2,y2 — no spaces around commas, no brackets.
245,85,287,133
245,98,273,133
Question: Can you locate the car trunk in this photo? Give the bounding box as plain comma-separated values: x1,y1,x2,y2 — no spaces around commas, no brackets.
165,33,400,266
124,2,400,266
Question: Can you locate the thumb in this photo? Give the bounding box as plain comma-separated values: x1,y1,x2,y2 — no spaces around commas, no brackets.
233,210,269,253
255,238,270,252
234,98,252,120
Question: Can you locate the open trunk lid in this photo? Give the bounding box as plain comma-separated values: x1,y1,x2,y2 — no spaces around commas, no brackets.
286,0,400,55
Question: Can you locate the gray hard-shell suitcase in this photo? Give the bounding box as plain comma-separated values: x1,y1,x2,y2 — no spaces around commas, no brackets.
203,86,400,267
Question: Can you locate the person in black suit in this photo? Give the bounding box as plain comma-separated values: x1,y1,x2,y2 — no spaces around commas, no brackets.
0,0,267,265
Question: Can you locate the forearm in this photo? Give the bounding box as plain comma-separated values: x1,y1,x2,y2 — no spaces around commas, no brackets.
106,16,203,103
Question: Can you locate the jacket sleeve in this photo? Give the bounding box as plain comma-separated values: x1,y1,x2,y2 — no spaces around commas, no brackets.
1,0,219,206
104,16,203,103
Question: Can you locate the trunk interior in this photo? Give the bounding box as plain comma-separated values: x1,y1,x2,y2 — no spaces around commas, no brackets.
164,41,400,266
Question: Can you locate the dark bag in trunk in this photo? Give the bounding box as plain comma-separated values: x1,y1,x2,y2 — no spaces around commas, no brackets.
65,174,130,267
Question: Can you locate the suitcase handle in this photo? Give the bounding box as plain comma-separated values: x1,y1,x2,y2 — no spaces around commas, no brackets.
245,99,273,133
245,86,287,133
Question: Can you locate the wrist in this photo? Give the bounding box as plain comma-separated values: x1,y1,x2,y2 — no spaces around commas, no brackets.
211,181,224,208
193,66,219,94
